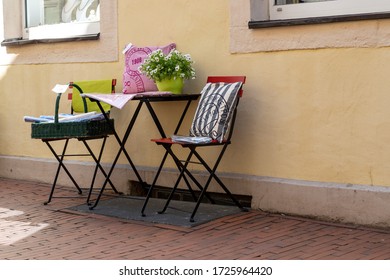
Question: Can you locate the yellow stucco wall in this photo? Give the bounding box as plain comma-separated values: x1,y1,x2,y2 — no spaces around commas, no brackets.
2,0,390,190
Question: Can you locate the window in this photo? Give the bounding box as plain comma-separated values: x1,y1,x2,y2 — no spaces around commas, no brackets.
0,0,118,65
269,0,390,21
24,0,100,40
233,0,390,53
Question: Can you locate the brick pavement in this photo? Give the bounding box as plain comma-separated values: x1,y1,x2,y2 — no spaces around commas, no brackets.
0,177,389,260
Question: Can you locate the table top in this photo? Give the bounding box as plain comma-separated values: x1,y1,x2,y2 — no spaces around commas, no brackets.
133,93,200,102
82,92,200,109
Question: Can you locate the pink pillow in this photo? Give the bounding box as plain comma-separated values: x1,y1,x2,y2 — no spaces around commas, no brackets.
122,43,176,94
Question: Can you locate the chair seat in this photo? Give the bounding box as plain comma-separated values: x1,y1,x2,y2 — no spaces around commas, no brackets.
151,137,229,147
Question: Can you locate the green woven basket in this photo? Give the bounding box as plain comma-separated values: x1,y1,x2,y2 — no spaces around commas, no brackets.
31,119,114,139
31,90,114,139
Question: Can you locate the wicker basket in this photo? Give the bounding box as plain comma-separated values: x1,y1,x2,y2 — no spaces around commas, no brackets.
31,119,114,139
31,91,114,139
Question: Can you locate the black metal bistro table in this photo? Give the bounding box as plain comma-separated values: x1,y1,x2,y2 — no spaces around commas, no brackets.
85,92,200,210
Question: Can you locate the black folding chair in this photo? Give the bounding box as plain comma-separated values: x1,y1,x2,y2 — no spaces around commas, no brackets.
141,76,248,222
31,79,119,205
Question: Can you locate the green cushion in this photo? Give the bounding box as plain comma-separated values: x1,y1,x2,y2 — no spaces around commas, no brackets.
72,80,113,113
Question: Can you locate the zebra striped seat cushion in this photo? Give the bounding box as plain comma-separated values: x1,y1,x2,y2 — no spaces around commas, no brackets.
190,82,242,142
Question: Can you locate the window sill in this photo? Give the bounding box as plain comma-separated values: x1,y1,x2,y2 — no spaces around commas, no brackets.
1,33,99,47
248,12,390,29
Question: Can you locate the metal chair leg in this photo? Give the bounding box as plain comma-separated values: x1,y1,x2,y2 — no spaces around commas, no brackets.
155,143,217,215
43,139,83,205
188,147,247,222
158,149,194,214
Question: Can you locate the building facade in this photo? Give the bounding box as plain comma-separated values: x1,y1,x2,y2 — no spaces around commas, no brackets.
1,0,390,227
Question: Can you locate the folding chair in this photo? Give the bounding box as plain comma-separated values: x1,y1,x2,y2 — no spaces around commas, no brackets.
33,79,119,205
141,76,248,222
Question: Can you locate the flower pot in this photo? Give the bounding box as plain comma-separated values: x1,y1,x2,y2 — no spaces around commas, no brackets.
156,78,184,94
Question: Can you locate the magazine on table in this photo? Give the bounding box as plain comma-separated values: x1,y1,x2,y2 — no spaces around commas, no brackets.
81,93,137,109
81,91,172,109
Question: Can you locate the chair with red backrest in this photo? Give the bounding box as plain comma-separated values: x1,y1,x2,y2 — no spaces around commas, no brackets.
141,76,248,222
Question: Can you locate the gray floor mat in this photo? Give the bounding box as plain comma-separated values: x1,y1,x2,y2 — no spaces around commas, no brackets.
68,196,243,227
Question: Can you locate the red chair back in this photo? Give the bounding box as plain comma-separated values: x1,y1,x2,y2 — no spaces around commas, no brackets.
206,76,246,97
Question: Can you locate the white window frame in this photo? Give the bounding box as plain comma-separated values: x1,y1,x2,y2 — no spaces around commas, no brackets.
233,0,390,53
23,0,100,40
0,0,118,65
269,0,390,20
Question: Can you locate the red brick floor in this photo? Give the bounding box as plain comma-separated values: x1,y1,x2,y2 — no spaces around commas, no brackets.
0,178,389,260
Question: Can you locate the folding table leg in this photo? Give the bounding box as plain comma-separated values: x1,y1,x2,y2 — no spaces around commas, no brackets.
43,139,83,205
89,101,147,210
81,138,121,205
141,150,169,216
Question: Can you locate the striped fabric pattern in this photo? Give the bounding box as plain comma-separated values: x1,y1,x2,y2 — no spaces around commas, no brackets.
190,82,242,142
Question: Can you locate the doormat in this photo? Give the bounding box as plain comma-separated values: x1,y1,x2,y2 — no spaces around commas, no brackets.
67,196,243,227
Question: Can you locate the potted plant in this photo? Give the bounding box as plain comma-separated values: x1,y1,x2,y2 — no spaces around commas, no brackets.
139,48,196,94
